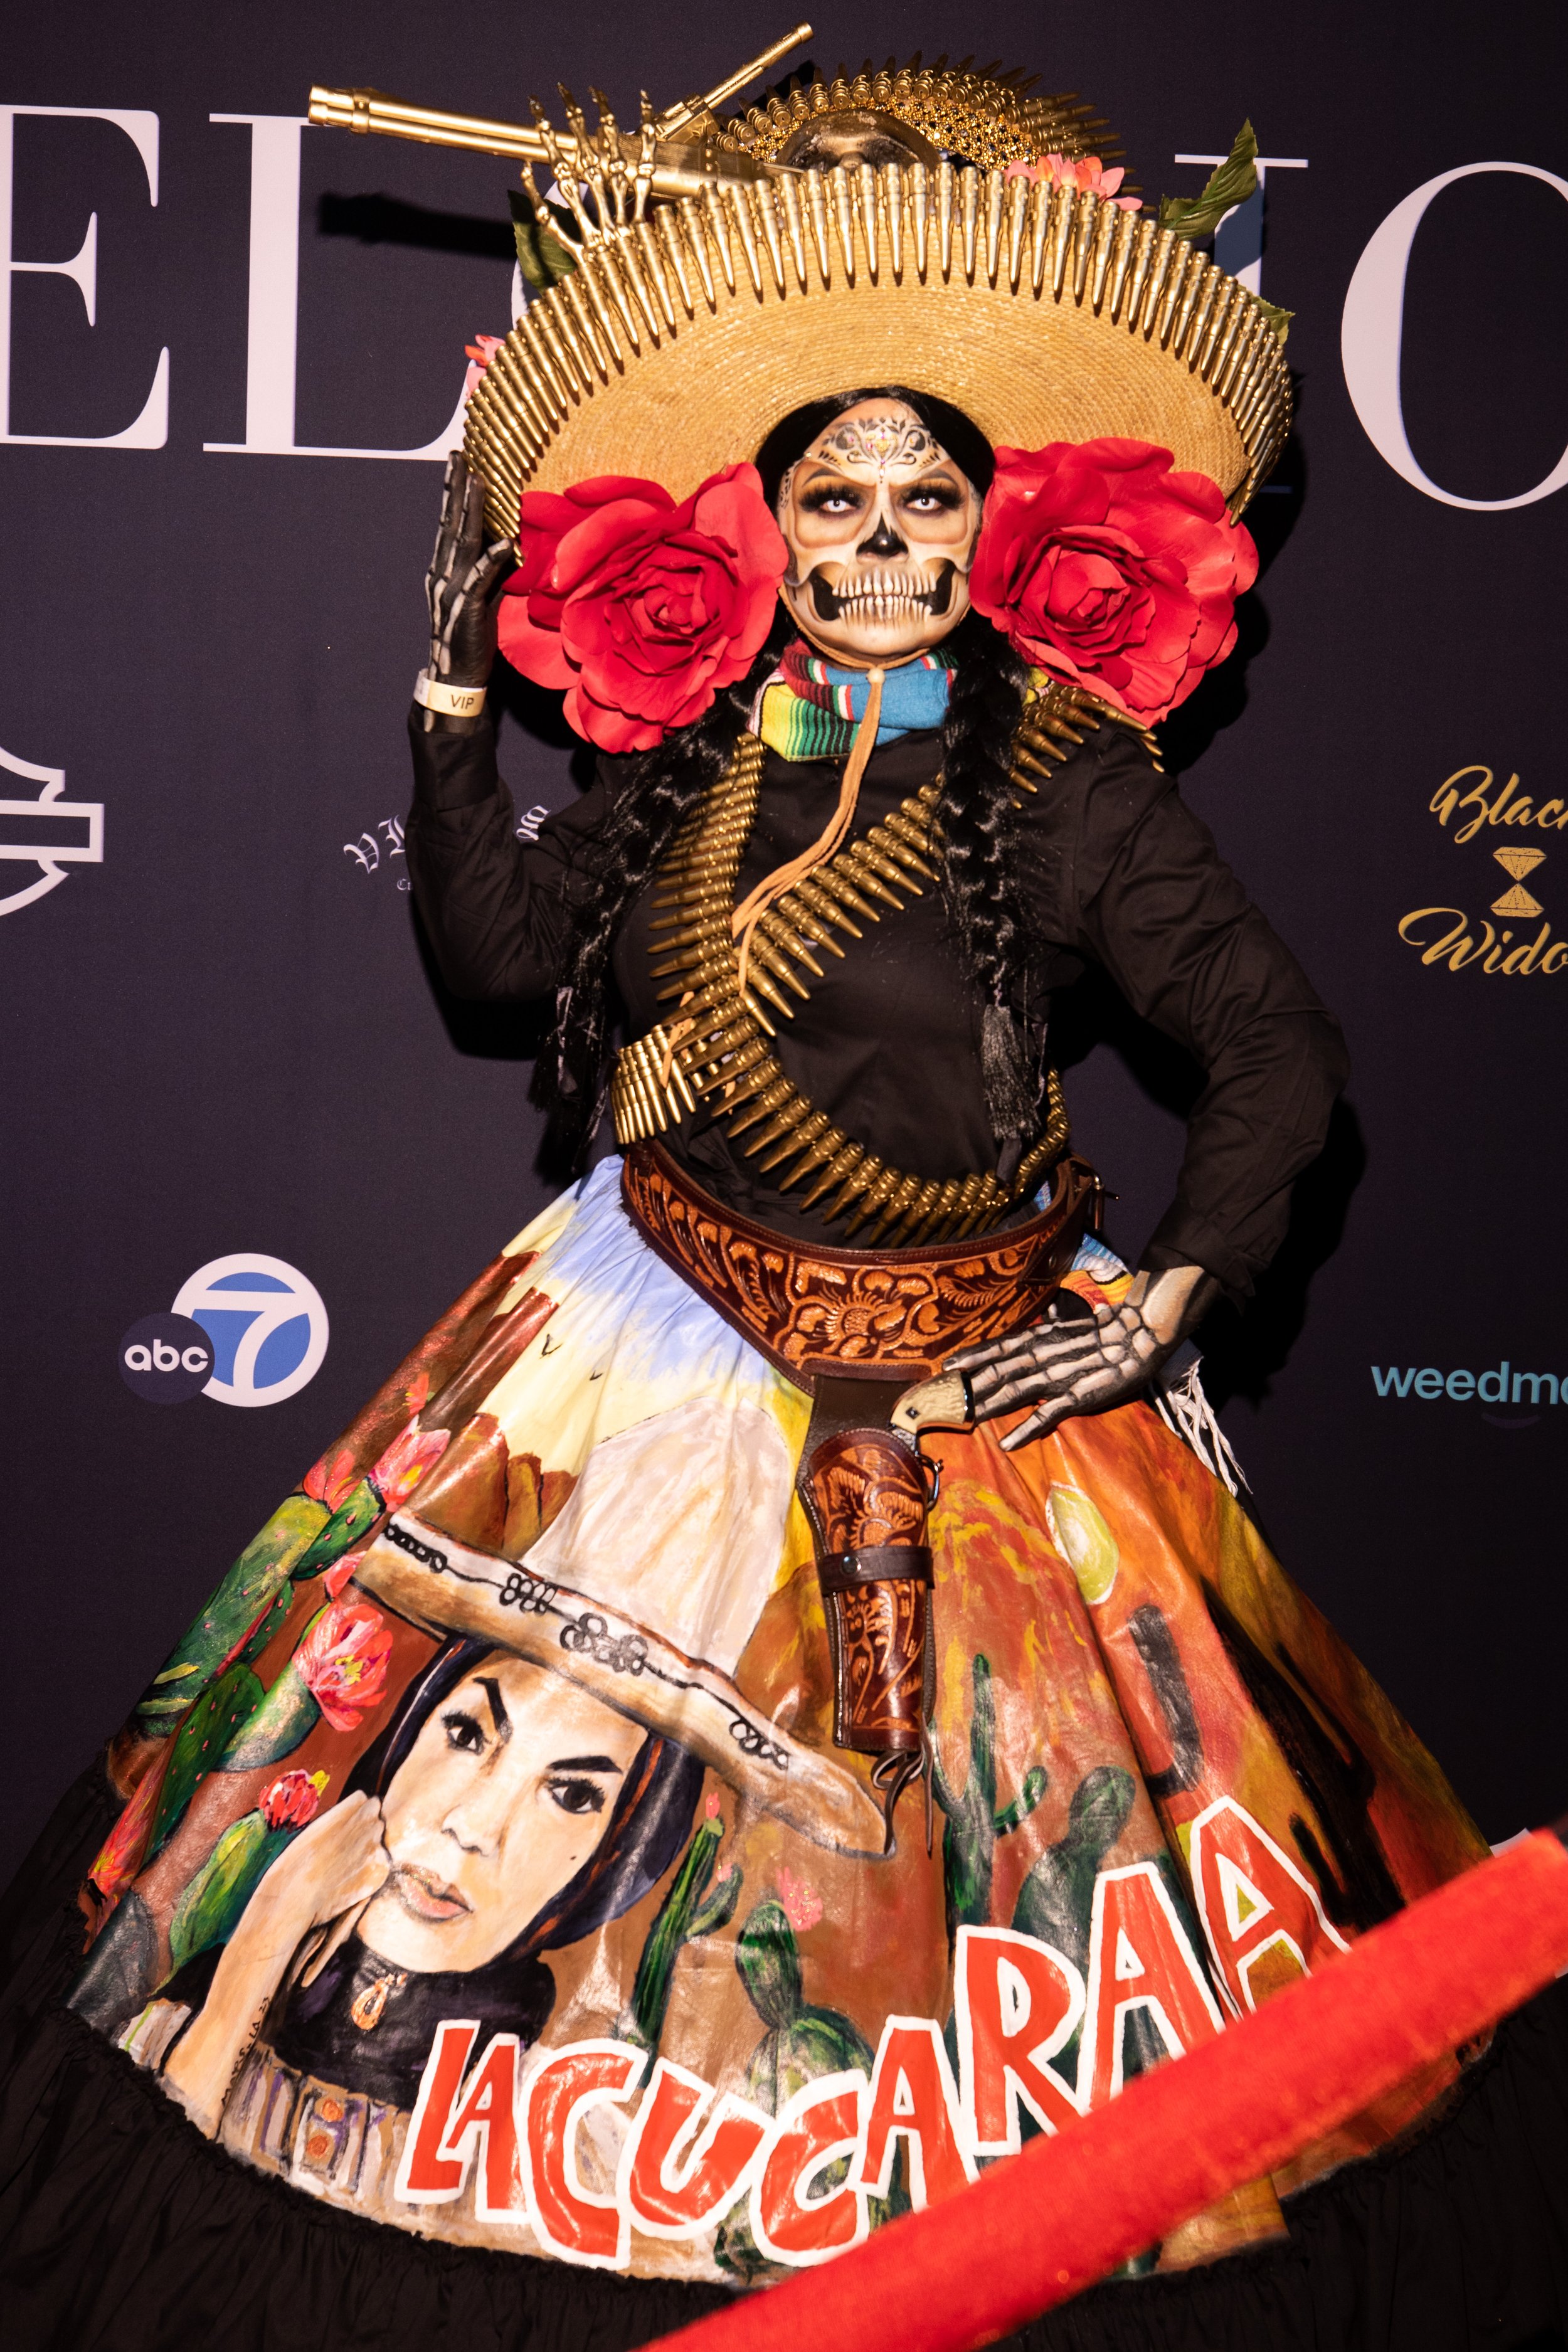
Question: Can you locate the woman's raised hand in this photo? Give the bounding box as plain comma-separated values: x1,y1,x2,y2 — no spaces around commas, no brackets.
420,453,516,719
164,1795,391,2134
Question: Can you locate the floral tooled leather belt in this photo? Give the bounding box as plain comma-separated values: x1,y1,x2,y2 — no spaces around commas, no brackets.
620,1140,1099,1389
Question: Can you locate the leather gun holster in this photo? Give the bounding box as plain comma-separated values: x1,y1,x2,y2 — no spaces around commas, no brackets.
797,1379,936,1849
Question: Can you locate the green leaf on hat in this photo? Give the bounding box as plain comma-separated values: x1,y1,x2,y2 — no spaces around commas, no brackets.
1157,121,1259,243
509,188,578,291
1254,293,1295,343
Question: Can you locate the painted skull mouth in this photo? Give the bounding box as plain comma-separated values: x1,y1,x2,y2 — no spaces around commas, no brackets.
807,561,958,623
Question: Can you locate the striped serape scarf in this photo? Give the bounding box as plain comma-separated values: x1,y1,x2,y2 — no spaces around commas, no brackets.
756,641,953,761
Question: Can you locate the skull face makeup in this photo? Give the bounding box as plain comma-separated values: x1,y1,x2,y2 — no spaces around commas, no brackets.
778,398,983,664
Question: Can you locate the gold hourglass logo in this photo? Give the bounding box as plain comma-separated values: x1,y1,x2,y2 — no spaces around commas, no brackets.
1491,845,1547,919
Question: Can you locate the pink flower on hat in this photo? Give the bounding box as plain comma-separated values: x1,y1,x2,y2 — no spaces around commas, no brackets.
463,332,505,400
1005,154,1141,212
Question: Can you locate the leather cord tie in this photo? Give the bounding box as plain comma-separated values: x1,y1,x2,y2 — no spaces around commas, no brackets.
732,664,884,1000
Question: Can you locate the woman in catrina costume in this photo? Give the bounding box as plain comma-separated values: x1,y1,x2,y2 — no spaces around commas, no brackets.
3,38,1567,2352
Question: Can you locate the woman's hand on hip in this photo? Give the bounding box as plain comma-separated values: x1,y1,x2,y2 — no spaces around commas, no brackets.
944,1264,1221,1451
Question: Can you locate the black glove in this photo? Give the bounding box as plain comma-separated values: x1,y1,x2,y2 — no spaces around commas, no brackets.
417,453,515,732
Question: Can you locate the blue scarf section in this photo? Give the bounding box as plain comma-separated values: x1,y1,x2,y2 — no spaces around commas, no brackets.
820,654,953,743
758,646,954,760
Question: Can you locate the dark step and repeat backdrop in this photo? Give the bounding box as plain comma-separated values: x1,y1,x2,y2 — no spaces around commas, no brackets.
2,0,1563,1880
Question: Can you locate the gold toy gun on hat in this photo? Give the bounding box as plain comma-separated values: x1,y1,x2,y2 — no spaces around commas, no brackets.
308,24,815,202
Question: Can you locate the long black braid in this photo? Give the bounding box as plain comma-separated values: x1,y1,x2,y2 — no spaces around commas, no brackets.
534,386,1037,1168
934,608,1037,1148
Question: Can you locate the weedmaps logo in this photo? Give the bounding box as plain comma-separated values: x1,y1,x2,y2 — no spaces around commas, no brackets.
1371,1360,1562,1414
120,1253,329,1408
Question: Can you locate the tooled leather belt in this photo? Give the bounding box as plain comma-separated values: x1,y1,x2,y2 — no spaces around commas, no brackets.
621,1141,1100,1848
620,1139,1099,1387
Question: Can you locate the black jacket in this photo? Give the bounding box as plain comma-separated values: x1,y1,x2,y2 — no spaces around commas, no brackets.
405,713,1347,1303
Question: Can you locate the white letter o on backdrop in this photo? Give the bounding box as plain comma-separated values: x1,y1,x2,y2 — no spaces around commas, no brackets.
1342,162,1568,511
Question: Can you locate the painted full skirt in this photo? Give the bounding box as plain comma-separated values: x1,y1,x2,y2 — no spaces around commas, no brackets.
67,1158,1485,2288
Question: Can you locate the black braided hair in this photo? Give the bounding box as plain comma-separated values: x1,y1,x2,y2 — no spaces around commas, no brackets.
534,384,1036,1167
935,607,1037,1147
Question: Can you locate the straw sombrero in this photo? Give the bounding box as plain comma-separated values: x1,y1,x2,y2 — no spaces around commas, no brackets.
463,54,1290,531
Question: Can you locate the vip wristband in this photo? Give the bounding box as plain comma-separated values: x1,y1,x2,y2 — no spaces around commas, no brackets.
414,670,488,719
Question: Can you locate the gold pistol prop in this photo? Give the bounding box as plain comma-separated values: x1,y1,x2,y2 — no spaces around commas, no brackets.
308,24,813,201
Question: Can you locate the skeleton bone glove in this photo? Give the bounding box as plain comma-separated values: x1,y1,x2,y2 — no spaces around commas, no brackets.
417,454,516,731
943,1266,1221,1451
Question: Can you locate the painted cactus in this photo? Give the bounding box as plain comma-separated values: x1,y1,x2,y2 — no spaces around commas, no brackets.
132,1495,336,1744
166,1770,328,1973
932,1653,1048,1939
1012,1762,1136,1969
733,1883,872,2114
105,1597,394,1908
716,1880,884,2282
626,1794,741,2052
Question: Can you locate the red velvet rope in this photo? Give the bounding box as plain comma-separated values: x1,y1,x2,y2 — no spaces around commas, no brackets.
647,1827,1568,2352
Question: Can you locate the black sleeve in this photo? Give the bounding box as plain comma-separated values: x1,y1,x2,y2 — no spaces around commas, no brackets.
1021,726,1349,1303
403,712,612,1004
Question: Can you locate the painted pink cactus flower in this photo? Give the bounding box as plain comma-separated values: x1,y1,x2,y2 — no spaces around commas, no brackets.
369,1421,450,1508
260,1769,328,1830
776,1866,824,1935
295,1600,393,1733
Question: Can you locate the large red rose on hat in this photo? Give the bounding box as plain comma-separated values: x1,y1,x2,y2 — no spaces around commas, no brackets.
969,438,1258,724
499,462,787,753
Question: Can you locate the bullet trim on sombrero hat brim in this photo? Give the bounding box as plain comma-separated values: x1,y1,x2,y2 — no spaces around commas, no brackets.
465,164,1291,535
354,1511,889,1859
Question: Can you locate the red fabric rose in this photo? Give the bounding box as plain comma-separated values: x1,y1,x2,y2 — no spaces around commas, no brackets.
969,439,1258,724
295,1599,393,1734
260,1769,327,1830
497,463,787,753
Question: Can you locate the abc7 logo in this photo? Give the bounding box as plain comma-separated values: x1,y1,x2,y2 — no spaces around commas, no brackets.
119,1254,329,1408
119,1315,214,1404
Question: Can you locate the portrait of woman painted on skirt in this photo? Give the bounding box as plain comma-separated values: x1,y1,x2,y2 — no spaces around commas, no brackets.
97,1389,867,2227
144,1642,701,2134
10,38,1564,2352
